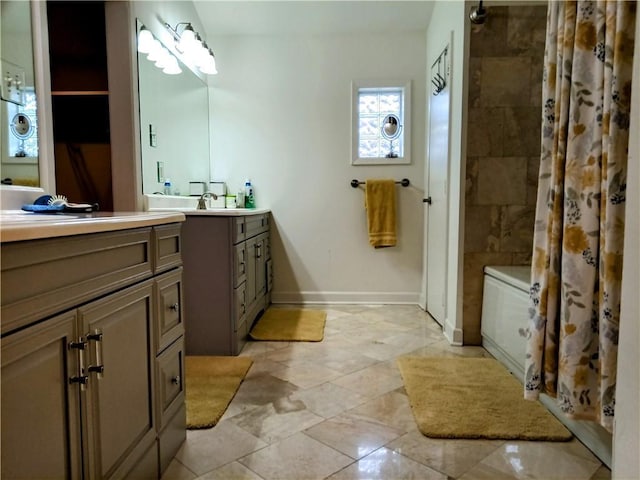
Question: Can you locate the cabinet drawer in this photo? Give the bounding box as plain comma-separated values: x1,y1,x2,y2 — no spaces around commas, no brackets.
156,338,185,430
1,228,152,335
234,283,247,331
233,217,245,244
245,214,269,238
234,243,247,287
153,223,182,273
155,268,184,353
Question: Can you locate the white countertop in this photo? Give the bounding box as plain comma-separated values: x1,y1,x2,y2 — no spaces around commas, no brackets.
147,207,270,217
0,211,186,243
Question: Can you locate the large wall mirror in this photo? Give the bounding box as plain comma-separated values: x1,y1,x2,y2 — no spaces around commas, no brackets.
0,0,39,186
136,19,210,196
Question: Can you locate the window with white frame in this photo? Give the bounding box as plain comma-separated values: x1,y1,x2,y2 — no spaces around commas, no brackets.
351,81,411,165
5,88,38,159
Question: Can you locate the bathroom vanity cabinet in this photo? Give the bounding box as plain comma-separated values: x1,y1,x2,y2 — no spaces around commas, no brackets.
1,217,186,479
182,212,272,356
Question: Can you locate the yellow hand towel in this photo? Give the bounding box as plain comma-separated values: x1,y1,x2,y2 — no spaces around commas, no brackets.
365,179,397,248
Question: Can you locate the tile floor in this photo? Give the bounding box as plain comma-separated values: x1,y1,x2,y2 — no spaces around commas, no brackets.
163,305,611,480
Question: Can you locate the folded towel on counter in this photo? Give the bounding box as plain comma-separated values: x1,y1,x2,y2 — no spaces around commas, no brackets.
365,179,397,248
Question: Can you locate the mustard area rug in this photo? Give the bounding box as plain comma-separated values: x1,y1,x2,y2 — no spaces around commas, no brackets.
185,356,253,429
249,308,326,342
397,356,572,441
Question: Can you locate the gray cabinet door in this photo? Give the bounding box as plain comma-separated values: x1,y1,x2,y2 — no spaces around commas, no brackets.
78,281,156,480
1,311,82,479
245,236,257,309
255,234,267,300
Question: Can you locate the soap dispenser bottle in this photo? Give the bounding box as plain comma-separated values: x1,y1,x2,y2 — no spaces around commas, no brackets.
244,179,255,208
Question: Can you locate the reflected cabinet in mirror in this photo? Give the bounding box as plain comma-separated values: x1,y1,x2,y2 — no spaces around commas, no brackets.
137,20,210,196
1,0,39,186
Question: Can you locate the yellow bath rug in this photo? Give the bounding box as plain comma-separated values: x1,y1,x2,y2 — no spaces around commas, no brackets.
397,356,572,441
249,308,326,342
186,356,253,429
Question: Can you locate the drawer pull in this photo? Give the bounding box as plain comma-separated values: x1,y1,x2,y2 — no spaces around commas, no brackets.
169,303,180,311
171,375,181,385
69,375,89,385
87,330,104,379
69,338,88,390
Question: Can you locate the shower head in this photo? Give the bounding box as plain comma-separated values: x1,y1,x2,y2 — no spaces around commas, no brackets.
469,1,487,24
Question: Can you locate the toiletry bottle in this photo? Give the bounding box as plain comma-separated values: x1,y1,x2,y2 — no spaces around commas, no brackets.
163,179,172,195
244,179,255,208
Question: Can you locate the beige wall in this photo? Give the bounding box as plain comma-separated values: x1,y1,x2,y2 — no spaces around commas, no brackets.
209,31,427,304
463,5,547,344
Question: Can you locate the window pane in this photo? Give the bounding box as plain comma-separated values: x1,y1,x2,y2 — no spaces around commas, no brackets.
359,139,380,158
380,93,401,113
359,116,379,136
359,94,378,114
356,87,403,160
7,89,38,158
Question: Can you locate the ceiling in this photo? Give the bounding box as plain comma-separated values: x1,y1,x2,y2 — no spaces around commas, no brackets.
193,1,436,37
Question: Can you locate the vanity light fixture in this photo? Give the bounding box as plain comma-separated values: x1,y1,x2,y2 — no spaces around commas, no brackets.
164,21,218,75
137,24,182,75
137,26,154,54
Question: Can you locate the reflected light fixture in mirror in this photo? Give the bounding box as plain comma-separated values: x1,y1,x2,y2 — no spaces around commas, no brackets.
137,25,182,75
164,22,218,75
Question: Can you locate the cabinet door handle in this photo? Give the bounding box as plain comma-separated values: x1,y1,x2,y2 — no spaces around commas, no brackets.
87,330,104,379
69,339,88,390
171,375,181,385
256,245,262,259
69,375,89,386
169,303,180,311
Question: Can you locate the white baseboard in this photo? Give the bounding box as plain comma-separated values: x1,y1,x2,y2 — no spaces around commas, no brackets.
270,291,420,305
444,317,463,345
418,292,427,310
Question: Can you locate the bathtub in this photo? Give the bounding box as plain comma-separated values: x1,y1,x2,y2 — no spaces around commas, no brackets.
481,265,530,379
481,265,612,467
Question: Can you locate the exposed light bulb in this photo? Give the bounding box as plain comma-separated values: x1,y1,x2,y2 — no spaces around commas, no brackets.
194,43,211,68
137,26,154,54
178,24,196,51
154,47,172,68
199,51,218,75
193,33,205,51
146,39,163,62
163,56,182,75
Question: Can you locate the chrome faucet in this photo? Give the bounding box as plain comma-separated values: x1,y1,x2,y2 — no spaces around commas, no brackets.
197,192,218,210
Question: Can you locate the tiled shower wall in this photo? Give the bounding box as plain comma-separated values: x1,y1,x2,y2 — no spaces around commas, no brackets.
463,5,547,344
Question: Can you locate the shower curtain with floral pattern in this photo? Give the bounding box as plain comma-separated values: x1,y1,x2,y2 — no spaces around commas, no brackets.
524,1,635,432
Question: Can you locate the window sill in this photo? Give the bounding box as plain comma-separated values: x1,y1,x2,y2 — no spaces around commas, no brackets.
352,156,411,166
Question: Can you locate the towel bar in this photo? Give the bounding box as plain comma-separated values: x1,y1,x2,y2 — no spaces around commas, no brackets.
350,178,410,188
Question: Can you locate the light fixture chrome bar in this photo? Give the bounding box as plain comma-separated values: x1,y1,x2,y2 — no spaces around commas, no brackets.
162,21,218,75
